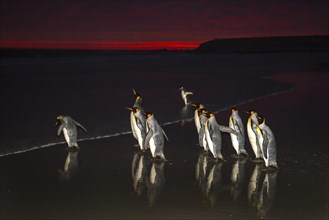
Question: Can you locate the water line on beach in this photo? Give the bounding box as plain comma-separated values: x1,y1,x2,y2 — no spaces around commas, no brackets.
0,87,294,158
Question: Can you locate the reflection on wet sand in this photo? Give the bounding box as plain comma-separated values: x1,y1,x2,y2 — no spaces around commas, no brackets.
58,149,79,181
195,152,278,217
230,157,247,202
131,151,166,207
248,163,278,218
257,171,278,218
196,152,224,207
131,151,149,196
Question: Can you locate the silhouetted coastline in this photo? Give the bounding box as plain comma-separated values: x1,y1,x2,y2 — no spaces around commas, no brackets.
194,35,329,53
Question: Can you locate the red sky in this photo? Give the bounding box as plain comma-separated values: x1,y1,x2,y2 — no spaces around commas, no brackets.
0,0,328,50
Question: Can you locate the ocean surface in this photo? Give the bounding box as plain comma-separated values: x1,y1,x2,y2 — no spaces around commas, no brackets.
1,51,328,220
0,51,327,156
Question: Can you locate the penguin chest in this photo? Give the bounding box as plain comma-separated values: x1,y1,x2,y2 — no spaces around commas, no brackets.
247,119,257,145
149,137,156,157
205,124,215,156
194,111,201,133
133,118,143,149
63,128,70,143
229,117,240,152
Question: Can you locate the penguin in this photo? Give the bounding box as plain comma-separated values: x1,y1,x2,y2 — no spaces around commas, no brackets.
192,103,205,133
179,87,193,106
229,107,248,157
56,115,87,149
246,110,263,160
198,108,209,151
127,107,147,151
204,112,238,160
255,116,279,170
144,113,168,160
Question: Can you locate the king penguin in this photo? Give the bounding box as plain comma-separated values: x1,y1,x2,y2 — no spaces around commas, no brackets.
192,103,205,133
56,115,87,149
198,108,209,151
144,113,168,160
204,112,238,160
229,107,249,157
127,107,147,151
179,87,193,106
246,110,263,161
255,116,279,170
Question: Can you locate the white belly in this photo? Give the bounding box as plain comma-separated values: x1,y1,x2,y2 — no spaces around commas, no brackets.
63,128,70,144
229,119,240,154
205,124,215,158
247,119,259,157
150,137,156,157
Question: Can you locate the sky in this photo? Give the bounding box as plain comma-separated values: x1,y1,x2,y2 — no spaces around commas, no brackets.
0,0,328,50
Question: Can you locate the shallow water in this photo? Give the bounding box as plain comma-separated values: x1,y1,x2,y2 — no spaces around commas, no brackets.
1,51,327,156
0,122,327,220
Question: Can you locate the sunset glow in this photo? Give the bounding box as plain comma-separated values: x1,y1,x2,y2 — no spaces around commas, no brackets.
0,41,200,50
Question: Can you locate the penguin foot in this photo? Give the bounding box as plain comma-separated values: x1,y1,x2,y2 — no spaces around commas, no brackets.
252,158,264,163
264,166,279,173
232,154,248,159
67,146,80,152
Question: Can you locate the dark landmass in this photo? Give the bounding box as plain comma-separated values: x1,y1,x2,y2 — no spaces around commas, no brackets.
194,35,329,53
1,35,328,58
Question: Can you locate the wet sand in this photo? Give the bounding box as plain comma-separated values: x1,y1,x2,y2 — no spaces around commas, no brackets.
0,67,328,220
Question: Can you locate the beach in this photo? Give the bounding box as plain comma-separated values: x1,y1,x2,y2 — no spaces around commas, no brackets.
0,51,328,220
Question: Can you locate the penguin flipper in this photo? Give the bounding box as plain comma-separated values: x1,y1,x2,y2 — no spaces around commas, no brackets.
185,92,193,96
219,125,238,135
161,128,169,142
57,124,65,136
74,120,87,133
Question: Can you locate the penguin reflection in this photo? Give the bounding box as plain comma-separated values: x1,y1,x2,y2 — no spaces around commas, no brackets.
257,171,278,218
247,164,263,207
146,161,166,207
195,152,212,197
248,163,278,217
230,157,247,202
196,152,223,207
131,151,150,196
58,149,79,181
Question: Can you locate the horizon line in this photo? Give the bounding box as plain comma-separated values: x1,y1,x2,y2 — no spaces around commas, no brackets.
1,35,327,51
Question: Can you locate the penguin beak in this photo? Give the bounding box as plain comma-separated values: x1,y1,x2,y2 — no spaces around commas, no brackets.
126,107,133,111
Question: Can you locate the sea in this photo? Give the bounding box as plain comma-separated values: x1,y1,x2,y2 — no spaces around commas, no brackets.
0,51,326,156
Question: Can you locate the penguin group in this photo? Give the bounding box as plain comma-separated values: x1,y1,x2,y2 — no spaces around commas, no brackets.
127,89,168,161
55,86,278,170
191,101,278,170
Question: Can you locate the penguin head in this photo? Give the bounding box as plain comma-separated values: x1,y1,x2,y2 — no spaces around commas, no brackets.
192,103,204,109
209,113,215,118
144,112,153,118
231,107,237,113
179,87,184,90
257,115,266,125
126,107,140,113
245,109,256,115
199,108,208,115
56,115,64,125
